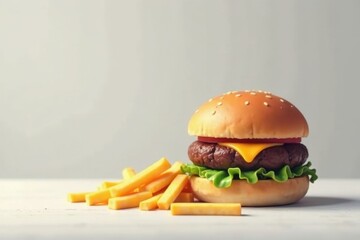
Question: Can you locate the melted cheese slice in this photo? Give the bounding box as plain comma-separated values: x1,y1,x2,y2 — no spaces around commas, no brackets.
218,143,283,163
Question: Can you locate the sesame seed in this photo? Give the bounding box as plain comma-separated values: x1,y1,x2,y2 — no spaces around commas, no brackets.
212,110,216,115
258,90,263,93
195,109,199,113
216,102,222,107
250,92,256,95
290,105,294,108
265,95,272,99
244,101,250,105
235,94,242,97
245,90,250,92
208,98,213,102
226,91,232,95
279,98,284,102
220,96,224,100
264,102,269,107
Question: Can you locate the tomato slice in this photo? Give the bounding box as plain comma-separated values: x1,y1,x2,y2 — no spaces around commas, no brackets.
197,136,301,144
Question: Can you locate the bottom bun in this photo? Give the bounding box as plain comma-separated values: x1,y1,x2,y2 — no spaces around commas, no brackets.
190,176,309,206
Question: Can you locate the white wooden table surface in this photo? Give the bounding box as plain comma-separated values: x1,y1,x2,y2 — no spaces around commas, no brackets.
0,178,359,240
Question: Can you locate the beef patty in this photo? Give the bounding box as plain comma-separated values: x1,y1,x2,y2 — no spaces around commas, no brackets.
188,141,308,171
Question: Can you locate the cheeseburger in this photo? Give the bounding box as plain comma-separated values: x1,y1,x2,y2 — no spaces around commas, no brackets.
181,90,317,206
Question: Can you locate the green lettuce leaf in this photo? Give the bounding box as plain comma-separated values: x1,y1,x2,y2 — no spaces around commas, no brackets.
181,162,318,188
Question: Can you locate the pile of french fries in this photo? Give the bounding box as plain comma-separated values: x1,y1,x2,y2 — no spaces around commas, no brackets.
67,157,241,216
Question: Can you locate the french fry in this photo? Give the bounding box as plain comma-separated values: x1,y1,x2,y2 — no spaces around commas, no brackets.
122,167,136,180
139,193,163,211
174,192,194,203
122,167,147,192
108,191,152,210
86,189,111,206
144,161,183,193
68,158,236,216
170,203,242,216
67,192,93,203
92,201,108,206
101,181,122,189
157,174,189,210
110,157,171,197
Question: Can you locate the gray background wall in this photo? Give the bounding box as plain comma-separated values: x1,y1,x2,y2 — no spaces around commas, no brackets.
0,0,359,178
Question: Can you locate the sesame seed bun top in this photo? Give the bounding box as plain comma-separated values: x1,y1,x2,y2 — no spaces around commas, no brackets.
188,90,309,139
